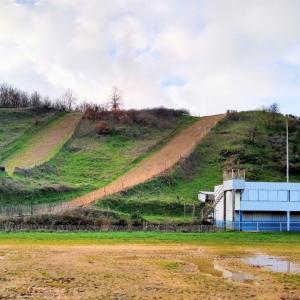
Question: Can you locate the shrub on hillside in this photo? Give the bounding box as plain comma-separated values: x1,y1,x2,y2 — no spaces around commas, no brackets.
83,106,189,129
96,121,111,135
0,207,133,226
98,197,201,217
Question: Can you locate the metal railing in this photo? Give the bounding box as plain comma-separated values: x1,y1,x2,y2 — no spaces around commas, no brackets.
223,169,246,181
215,221,300,232
201,185,224,222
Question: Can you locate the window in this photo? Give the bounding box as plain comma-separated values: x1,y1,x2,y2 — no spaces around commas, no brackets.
249,190,258,201
259,190,268,201
290,191,300,202
278,191,288,201
241,190,249,201
268,190,278,201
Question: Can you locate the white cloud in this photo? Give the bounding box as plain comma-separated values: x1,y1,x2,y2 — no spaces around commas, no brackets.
0,0,300,115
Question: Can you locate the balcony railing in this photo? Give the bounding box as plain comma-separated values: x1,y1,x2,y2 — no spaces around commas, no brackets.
223,169,246,181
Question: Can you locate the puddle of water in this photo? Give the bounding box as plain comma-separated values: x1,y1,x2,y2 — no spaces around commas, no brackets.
213,262,254,282
243,254,300,274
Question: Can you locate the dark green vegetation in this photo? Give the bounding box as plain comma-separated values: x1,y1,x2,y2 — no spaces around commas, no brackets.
0,108,195,208
98,111,300,221
0,231,299,246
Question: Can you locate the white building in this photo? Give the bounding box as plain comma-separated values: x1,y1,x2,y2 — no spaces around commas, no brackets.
199,169,300,231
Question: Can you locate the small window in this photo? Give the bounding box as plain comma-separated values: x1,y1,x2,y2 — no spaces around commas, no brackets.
278,191,288,201
268,190,278,201
290,191,300,202
249,190,258,201
241,190,249,201
259,190,268,201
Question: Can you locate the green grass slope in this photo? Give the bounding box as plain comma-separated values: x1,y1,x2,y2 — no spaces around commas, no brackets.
97,111,300,221
0,108,61,163
0,110,197,206
5,113,81,174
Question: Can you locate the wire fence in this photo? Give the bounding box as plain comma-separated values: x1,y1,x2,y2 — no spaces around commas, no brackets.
0,223,221,233
0,202,69,217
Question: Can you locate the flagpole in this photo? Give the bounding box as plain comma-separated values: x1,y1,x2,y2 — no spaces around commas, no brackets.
286,117,289,183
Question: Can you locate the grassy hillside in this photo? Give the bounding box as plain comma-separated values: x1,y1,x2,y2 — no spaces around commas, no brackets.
0,108,61,163
5,113,81,174
0,109,197,206
97,111,300,221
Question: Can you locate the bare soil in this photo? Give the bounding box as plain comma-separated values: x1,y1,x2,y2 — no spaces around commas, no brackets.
0,244,299,299
5,113,82,174
68,114,224,208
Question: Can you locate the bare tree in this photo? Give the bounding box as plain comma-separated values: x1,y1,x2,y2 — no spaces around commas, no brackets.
63,90,76,111
30,91,42,109
110,86,122,112
267,102,280,114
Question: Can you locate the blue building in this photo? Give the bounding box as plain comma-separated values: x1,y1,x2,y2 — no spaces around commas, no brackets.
199,169,300,231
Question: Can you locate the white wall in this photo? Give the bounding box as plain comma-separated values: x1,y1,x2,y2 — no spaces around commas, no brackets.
215,196,224,221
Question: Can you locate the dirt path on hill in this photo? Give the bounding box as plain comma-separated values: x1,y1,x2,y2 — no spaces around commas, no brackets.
5,113,82,174
62,114,224,209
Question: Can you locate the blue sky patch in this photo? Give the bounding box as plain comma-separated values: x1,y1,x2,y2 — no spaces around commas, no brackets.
161,75,187,88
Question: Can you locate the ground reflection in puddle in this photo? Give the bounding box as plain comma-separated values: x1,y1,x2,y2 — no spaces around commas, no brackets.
213,262,254,282
243,254,300,274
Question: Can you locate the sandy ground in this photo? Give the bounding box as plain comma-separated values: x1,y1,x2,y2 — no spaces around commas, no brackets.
0,244,299,300
67,114,224,208
5,113,82,174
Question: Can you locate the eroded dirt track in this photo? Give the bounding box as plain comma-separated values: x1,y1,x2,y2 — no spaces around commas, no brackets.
5,113,82,174
66,114,224,208
0,244,297,299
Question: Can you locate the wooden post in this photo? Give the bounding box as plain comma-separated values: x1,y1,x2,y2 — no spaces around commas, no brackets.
223,191,227,230
192,205,195,220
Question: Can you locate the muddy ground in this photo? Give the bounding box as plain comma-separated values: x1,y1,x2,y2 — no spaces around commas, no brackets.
0,244,299,299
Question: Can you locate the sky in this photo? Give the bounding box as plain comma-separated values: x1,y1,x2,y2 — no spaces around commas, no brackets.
0,0,300,116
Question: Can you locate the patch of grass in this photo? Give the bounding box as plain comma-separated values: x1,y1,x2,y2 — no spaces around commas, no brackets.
276,273,300,289
5,113,81,174
0,231,300,246
142,215,196,223
98,197,202,217
0,109,61,163
155,260,185,271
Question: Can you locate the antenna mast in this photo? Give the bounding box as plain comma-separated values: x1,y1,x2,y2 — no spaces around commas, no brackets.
286,117,289,183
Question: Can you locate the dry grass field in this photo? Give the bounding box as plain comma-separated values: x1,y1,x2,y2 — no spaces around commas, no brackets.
0,232,300,299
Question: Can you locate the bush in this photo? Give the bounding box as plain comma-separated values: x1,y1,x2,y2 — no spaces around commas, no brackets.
96,121,111,135
98,197,202,217
0,207,131,226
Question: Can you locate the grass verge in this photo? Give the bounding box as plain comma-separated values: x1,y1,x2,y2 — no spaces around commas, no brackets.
0,231,299,246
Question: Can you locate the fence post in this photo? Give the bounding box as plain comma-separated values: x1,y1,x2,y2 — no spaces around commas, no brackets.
256,222,259,232
192,205,195,220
